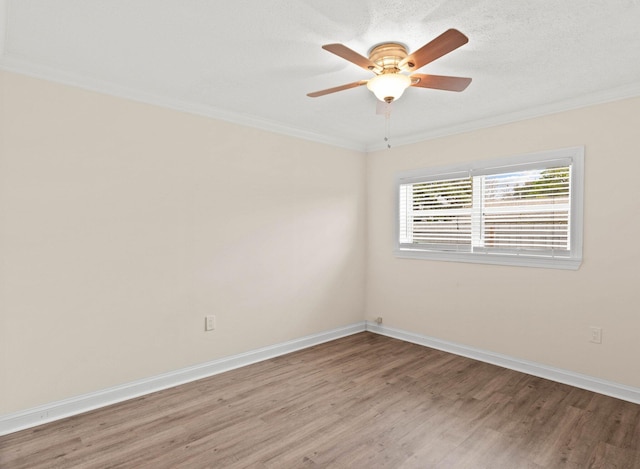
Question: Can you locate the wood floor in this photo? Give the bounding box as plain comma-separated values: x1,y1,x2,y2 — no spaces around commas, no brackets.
2,332,640,468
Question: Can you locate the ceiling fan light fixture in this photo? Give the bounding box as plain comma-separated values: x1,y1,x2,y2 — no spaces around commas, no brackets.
367,73,411,103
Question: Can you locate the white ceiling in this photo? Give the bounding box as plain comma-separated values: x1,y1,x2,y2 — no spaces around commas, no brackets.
1,0,640,151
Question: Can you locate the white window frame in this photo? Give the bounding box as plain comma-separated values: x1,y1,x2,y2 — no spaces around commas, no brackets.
394,146,584,270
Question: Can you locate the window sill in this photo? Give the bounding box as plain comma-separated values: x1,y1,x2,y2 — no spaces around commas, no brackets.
394,248,582,270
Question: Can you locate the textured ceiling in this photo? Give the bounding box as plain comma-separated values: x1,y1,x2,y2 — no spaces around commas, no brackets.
1,0,640,151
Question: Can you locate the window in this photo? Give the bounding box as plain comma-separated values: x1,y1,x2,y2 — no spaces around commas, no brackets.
395,146,584,269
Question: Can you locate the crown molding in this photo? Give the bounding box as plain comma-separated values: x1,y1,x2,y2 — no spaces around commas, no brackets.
366,81,640,152
0,56,366,153
2,54,639,154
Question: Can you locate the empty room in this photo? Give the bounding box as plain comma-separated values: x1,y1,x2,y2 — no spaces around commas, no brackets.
1,1,640,467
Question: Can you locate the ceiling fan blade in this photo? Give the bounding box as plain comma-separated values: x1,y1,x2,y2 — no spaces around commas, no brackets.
307,80,368,98
322,44,382,73
399,29,469,71
410,74,472,92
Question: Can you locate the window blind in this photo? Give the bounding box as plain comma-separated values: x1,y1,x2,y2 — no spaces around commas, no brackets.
399,176,473,250
481,165,571,253
397,147,582,269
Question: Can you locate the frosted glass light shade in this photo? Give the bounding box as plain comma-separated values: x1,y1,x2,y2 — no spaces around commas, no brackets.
367,73,412,103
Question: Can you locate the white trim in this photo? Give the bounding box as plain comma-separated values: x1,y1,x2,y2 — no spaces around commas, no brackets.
0,322,366,436
3,320,638,436
393,249,581,270
365,321,640,405
0,57,365,152
1,55,639,152
394,146,584,270
365,82,640,152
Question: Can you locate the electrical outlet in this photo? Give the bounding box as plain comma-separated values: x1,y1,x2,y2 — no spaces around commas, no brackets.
375,317,383,325
589,326,602,344
205,315,216,332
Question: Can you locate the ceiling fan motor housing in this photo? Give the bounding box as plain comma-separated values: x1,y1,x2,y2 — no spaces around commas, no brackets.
366,43,412,102
368,43,409,73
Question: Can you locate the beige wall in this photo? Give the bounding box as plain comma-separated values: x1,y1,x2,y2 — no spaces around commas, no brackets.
2,68,639,417
366,97,640,388
0,71,366,414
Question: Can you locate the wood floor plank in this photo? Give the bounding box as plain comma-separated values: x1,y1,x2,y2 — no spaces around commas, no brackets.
1,332,639,468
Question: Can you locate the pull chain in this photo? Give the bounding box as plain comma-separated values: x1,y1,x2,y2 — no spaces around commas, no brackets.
376,100,393,149
384,107,392,149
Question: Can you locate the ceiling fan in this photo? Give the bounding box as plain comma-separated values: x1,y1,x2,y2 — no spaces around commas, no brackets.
307,29,471,104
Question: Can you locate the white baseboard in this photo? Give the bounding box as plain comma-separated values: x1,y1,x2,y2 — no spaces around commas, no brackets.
0,322,366,436
365,321,640,405
4,320,638,436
